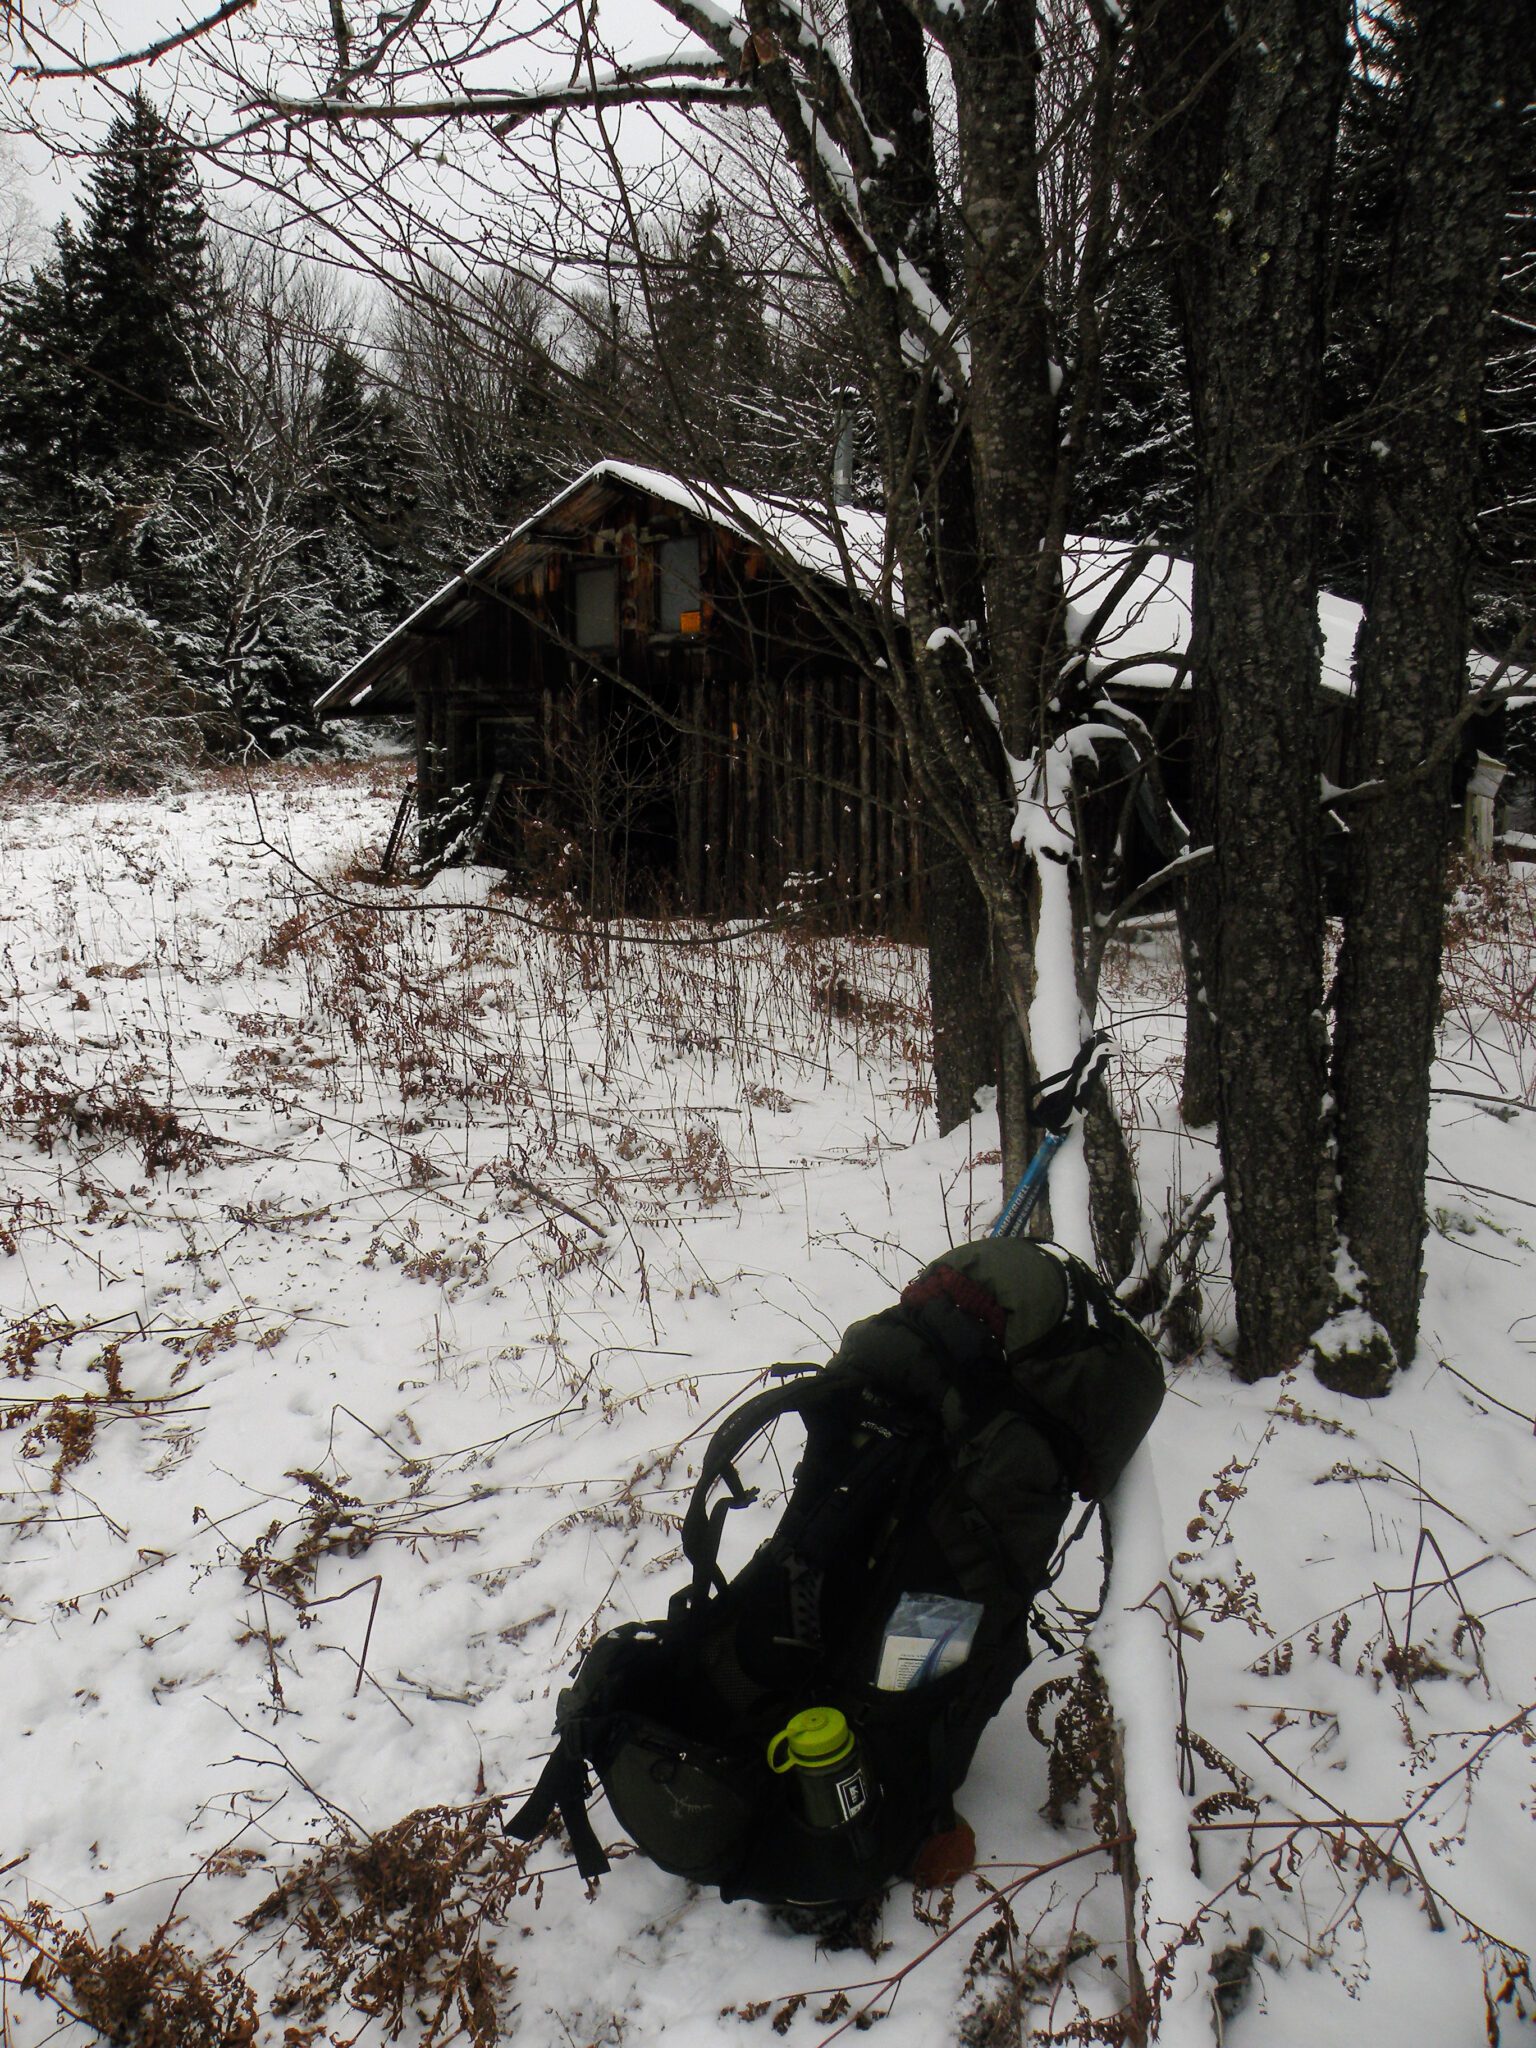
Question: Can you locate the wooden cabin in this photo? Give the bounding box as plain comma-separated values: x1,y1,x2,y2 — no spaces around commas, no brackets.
322,463,1437,922
315,461,922,927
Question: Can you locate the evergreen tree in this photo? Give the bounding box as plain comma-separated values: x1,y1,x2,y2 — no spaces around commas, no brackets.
1071,249,1194,548
633,199,783,485
0,91,213,521
388,275,561,573
67,91,213,475
308,342,419,625
0,232,87,519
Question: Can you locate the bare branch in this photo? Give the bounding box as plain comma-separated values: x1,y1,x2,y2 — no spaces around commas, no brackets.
256,75,746,129
15,0,256,80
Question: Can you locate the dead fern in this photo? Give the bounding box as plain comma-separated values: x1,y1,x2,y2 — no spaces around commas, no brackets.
241,1801,532,2046
4,1059,220,1175
1185,1733,1260,1825
959,1898,1103,2048
19,1396,100,1492
237,1471,380,1606
1027,1650,1118,1839
6,1903,257,2047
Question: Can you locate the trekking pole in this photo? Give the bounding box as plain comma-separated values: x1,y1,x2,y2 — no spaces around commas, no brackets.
990,1031,1112,1241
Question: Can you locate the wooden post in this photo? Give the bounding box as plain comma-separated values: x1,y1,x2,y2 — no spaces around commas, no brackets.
684,670,705,910
706,661,726,916
811,679,823,880
745,675,762,914
858,671,875,926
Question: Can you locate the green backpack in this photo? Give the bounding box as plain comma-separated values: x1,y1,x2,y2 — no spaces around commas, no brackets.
507,1240,1164,1906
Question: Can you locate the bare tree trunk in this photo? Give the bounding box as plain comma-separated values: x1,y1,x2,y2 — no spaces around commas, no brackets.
849,0,997,1138
927,824,997,1133
1325,0,1535,1391
1137,0,1348,1376
1177,871,1220,1129
948,6,1059,761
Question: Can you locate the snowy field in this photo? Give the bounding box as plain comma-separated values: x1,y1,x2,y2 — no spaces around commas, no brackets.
1,767,1532,2047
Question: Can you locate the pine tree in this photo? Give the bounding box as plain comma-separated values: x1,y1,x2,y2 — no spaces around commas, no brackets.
388,275,561,573
66,90,214,477
0,91,213,539
308,342,419,625
0,231,87,519
638,199,778,478
1072,249,1194,548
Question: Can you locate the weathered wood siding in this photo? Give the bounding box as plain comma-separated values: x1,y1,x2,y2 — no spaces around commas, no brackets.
408,482,921,929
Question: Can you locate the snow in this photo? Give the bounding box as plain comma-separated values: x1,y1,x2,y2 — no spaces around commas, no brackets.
1098,1444,1212,2048
1064,542,1362,696
1013,735,1094,1264
924,623,971,662
2,770,1533,2046
594,459,892,599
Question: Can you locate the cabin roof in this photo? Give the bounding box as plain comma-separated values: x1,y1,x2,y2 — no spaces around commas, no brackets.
314,459,891,716
1064,540,1359,700
318,457,1383,718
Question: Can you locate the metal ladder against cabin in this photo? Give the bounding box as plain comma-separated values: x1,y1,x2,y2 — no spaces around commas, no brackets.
379,779,417,880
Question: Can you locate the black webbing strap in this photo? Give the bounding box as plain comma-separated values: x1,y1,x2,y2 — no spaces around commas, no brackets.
504,1748,610,1881
678,1381,828,1605
1029,1031,1111,1135
1030,1500,1111,1660
1044,1495,1101,1588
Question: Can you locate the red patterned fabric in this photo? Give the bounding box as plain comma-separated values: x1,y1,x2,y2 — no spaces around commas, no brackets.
900,1263,1007,1343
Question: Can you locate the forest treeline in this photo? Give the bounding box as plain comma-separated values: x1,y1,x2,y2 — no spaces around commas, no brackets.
0,61,1526,788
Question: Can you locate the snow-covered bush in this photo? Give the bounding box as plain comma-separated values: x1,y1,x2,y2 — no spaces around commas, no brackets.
0,589,204,791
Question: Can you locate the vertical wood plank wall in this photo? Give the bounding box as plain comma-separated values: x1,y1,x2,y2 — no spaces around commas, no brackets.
406,489,923,932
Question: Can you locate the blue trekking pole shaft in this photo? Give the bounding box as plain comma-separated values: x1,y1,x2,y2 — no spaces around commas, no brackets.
990,1131,1067,1240
988,1031,1112,1242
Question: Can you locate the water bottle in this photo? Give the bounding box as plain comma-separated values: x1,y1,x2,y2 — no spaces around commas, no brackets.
766,1707,876,1833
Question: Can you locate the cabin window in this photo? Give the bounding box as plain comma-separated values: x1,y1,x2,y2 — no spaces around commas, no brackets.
658,536,703,634
574,564,618,649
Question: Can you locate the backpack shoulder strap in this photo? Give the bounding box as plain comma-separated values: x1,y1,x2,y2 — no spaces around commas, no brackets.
675,1378,837,1616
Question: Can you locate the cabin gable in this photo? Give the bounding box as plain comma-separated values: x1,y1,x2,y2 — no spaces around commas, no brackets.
320,470,920,925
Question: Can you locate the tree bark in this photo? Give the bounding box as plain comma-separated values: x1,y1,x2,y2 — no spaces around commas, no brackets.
850,0,997,1136
927,822,997,1132
947,5,1059,760
1176,869,1220,1128
1326,0,1535,1389
1137,0,1348,1375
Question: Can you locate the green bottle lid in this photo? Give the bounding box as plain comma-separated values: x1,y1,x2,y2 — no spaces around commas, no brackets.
767,1706,854,1773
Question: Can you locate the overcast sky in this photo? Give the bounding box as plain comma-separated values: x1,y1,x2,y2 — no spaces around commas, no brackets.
2,0,706,256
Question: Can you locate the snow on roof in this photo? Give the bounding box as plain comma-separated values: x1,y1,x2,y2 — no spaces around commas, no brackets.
319,460,1373,714
1471,648,1534,709
595,460,894,600
1063,539,1359,697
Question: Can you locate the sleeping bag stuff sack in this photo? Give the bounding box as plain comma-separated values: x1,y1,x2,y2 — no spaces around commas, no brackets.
506,1238,1165,1906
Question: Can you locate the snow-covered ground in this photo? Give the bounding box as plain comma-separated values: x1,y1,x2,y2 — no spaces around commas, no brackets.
1,768,1532,2046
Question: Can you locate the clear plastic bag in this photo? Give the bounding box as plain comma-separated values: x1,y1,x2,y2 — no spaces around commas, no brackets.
875,1593,984,1691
